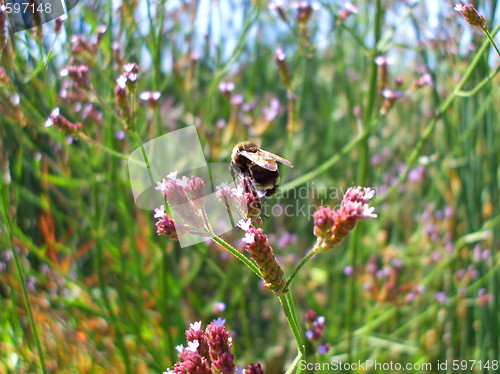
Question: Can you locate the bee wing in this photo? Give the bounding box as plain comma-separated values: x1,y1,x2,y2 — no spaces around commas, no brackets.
259,150,294,168
239,150,278,171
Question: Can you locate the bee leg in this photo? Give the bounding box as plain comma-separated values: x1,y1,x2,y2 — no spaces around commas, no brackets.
229,162,240,181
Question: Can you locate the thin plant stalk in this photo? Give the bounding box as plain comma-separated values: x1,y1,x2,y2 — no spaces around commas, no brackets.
211,235,261,278
94,236,132,374
285,291,303,351
285,352,304,374
0,182,48,374
483,28,500,57
285,247,318,290
347,0,383,363
279,294,306,358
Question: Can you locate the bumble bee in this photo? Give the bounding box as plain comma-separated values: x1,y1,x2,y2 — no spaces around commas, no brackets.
230,141,294,198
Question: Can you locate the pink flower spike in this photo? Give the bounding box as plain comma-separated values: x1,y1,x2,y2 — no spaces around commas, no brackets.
312,186,377,251
45,108,82,135
243,228,286,294
454,3,486,29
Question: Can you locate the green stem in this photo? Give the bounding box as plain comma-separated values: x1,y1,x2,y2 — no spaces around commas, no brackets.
80,135,130,161
285,291,302,344
94,236,132,374
211,235,261,277
456,64,500,97
338,23,370,55
129,129,155,186
284,87,297,171
348,0,382,365
0,182,48,374
285,247,318,290
159,247,175,363
483,27,500,57
285,352,304,374
279,294,305,356
34,33,56,109
357,0,382,186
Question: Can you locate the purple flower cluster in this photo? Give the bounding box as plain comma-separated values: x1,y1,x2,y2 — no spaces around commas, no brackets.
139,90,161,107
58,63,93,105
61,65,91,90
292,1,319,23
404,284,426,304
472,244,491,263
217,81,282,133
304,310,330,354
45,108,82,135
163,319,264,374
114,62,139,125
380,88,403,115
154,205,183,240
268,1,288,24
216,182,262,228
419,204,455,257
454,3,486,29
360,256,407,303
219,81,235,99
477,288,493,306
273,49,291,88
69,30,106,63
313,187,377,251
154,172,210,238
337,2,358,22
305,309,324,342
